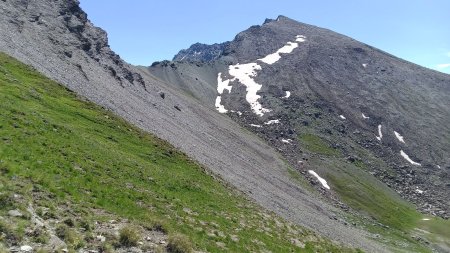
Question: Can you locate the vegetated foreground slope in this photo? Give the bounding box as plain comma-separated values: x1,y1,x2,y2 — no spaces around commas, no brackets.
0,1,393,252
0,52,361,252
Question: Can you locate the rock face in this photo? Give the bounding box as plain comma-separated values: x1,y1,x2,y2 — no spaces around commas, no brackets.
148,16,450,217
0,0,144,91
0,1,387,252
172,42,228,62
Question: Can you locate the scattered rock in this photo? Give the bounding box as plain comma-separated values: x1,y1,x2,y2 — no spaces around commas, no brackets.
159,92,165,99
20,245,32,252
8,209,23,217
96,235,106,242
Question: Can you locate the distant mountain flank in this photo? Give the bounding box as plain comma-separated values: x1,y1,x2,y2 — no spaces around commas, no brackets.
148,16,450,221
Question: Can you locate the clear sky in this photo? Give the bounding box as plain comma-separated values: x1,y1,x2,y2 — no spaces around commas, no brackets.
79,0,450,74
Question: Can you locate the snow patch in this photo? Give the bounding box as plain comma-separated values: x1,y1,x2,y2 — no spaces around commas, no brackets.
437,165,441,169
264,119,280,125
215,96,227,113
394,131,405,143
376,125,383,141
422,218,430,221
415,189,424,194
339,115,346,120
250,124,262,128
362,113,370,119
283,91,291,98
216,35,306,116
362,63,368,68
400,150,421,166
259,39,303,65
296,35,306,42
230,110,242,116
228,62,270,116
308,170,330,190
281,139,292,144
217,72,232,94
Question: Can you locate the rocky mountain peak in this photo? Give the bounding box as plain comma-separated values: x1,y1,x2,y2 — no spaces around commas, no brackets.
0,0,145,88
172,41,229,63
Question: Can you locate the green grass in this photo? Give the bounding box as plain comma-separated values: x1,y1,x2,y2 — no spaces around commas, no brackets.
298,133,340,156
0,52,355,252
293,125,440,252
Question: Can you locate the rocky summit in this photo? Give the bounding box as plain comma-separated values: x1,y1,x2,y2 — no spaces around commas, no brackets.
1,1,449,252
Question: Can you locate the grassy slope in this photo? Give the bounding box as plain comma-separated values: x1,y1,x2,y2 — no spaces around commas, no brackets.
297,130,450,252
0,52,356,252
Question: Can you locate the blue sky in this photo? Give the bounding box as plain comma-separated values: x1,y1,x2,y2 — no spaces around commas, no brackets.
79,1,450,74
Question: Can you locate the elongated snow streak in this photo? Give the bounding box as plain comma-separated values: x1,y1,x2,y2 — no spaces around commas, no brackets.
394,131,405,143
339,115,346,120
283,91,291,98
215,35,306,116
264,119,280,125
250,124,262,128
281,139,292,144
308,170,330,190
362,113,369,119
215,96,227,113
400,150,421,166
376,125,383,141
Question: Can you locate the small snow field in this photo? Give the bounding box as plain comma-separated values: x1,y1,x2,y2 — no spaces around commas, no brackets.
394,131,405,143
376,125,383,141
400,150,421,166
283,91,291,98
217,72,232,94
281,139,292,144
308,170,330,190
215,96,227,113
264,119,280,125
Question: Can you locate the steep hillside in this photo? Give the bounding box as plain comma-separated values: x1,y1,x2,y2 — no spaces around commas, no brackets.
0,52,362,252
148,16,450,218
0,1,394,252
147,16,450,252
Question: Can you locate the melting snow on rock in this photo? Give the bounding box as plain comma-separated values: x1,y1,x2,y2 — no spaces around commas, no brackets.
400,150,421,166
308,170,330,190
215,36,306,116
376,125,383,141
283,91,291,98
394,131,405,143
215,96,227,113
264,119,280,125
